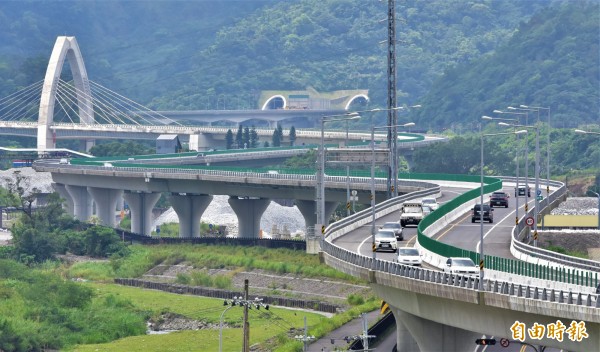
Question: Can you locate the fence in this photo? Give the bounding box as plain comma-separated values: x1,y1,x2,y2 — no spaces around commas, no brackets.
114,278,339,313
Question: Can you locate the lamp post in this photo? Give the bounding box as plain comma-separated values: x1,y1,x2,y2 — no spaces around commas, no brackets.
482,116,521,226
348,106,405,198
494,110,530,209
318,113,361,246
372,122,415,267
391,105,421,198
520,105,551,202
480,127,528,289
575,129,600,230
500,122,540,246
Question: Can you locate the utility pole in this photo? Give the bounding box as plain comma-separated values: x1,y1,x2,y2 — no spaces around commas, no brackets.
386,0,398,199
242,279,249,352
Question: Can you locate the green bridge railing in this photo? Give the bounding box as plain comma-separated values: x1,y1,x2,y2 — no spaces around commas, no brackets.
417,177,598,288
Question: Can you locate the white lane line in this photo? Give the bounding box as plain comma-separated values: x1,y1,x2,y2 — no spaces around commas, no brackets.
358,234,373,256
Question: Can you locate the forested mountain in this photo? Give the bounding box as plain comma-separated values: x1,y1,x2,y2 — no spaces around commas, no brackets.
0,1,596,132
414,1,599,130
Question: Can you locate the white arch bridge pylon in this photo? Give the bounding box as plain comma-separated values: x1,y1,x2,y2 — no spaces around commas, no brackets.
38,36,94,151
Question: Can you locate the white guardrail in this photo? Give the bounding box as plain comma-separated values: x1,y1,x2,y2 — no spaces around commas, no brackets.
322,178,599,308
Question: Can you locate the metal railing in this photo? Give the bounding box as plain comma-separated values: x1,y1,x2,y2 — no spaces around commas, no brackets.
321,176,600,308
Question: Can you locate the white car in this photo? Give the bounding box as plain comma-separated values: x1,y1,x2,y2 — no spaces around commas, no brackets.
421,197,439,211
374,230,398,252
397,247,422,266
443,257,479,276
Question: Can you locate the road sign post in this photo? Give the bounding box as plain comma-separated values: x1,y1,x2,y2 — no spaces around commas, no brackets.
525,216,534,227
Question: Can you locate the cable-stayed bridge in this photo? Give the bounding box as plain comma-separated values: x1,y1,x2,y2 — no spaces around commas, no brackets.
0,36,407,153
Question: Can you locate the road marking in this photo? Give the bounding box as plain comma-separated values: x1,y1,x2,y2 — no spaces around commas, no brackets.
358,234,372,256
434,212,472,241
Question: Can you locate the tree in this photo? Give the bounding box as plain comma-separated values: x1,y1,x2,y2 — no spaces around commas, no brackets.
243,126,250,149
272,128,281,147
289,126,297,146
236,125,244,149
277,124,284,145
263,141,270,148
250,126,259,148
225,129,234,149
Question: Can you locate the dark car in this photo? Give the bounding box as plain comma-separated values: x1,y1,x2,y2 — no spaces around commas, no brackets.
515,186,531,197
489,192,509,208
471,204,494,223
380,221,404,241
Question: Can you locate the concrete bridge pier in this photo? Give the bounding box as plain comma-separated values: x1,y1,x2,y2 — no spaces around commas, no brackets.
392,307,479,352
65,185,93,221
169,193,213,237
87,187,123,227
52,183,74,215
228,196,270,237
123,191,161,236
295,200,339,228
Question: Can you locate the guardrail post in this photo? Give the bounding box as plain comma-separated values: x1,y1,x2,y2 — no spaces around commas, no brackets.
558,290,564,303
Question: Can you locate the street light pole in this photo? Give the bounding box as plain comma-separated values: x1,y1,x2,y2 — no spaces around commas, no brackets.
483,116,520,226
501,122,539,245
391,105,422,198
372,122,415,267
575,129,600,230
521,105,551,203
318,114,361,247
495,109,530,209
480,124,528,290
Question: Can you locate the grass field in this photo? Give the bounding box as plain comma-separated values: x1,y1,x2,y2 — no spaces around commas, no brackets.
67,283,327,352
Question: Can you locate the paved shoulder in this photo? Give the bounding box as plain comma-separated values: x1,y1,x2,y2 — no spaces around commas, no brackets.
309,309,381,352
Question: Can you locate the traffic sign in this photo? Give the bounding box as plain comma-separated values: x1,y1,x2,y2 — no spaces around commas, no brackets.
525,217,534,227
499,338,510,347
536,189,542,196
475,338,496,345
346,202,351,210
536,195,543,201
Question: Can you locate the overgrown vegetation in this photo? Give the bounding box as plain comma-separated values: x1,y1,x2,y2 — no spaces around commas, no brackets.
0,260,148,351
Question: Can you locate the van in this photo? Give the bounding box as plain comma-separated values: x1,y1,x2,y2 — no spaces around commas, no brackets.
267,170,279,175
103,162,113,167
59,158,69,165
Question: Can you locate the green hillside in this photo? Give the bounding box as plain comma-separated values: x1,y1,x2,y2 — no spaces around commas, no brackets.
414,1,599,130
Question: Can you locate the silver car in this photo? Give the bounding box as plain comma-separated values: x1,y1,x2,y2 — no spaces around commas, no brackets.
380,221,403,241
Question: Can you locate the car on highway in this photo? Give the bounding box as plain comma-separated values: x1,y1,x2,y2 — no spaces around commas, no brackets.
443,257,479,276
374,230,398,252
420,197,439,211
380,222,403,241
489,191,509,208
471,204,494,223
397,247,422,266
422,205,433,217
515,186,531,197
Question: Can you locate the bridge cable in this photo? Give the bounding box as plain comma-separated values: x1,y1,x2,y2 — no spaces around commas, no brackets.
0,80,44,122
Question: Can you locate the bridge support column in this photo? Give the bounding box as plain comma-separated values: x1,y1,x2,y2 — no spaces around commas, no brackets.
228,196,270,238
65,185,93,221
87,187,123,227
392,307,479,352
169,193,213,237
123,191,161,236
52,183,74,216
295,200,338,228
80,139,95,152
